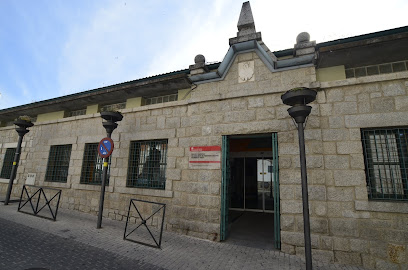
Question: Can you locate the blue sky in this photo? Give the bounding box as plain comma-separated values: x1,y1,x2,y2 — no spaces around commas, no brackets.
1,0,407,110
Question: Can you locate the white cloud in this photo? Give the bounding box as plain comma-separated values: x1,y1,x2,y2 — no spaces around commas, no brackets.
56,0,408,97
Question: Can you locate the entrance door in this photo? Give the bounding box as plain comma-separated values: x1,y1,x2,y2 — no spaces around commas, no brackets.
221,133,280,249
231,157,274,213
257,159,274,211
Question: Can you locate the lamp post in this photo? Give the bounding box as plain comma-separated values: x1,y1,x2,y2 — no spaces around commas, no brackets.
281,87,317,270
97,111,123,229
4,117,34,205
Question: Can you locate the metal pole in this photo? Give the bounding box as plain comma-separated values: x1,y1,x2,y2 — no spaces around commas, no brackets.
97,132,111,229
298,123,312,270
4,134,24,205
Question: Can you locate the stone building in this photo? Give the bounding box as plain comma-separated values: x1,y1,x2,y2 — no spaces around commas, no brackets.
1,2,408,269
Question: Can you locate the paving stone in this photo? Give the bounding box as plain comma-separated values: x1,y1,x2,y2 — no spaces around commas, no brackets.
0,203,367,270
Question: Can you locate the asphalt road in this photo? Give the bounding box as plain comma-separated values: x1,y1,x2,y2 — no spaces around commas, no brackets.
0,217,165,270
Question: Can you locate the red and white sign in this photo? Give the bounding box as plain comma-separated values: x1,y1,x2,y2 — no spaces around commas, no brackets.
189,146,221,169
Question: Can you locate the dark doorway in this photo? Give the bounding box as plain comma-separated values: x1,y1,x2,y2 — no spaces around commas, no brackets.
222,133,279,249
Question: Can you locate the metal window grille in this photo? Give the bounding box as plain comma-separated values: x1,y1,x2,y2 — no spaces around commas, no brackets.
69,109,86,117
145,94,178,105
80,143,110,185
0,148,16,179
45,144,72,183
127,140,168,189
361,127,408,200
345,60,408,79
100,102,126,112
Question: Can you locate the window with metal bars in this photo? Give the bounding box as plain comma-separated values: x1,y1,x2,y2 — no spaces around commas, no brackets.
69,109,86,117
361,127,408,200
127,139,168,189
145,94,178,105
0,148,16,179
45,144,72,183
80,143,110,185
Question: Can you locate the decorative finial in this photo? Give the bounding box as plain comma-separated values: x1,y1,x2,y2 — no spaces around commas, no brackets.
229,1,261,46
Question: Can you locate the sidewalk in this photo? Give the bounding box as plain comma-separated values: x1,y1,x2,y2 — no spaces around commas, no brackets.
0,200,365,270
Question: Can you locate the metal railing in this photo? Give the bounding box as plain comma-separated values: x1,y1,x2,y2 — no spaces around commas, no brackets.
18,185,62,221
123,199,166,248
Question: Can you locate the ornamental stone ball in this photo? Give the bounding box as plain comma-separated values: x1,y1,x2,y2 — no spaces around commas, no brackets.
194,54,205,64
296,32,310,44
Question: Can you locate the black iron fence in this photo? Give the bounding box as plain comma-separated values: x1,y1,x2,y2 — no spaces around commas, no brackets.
123,198,166,248
18,185,62,221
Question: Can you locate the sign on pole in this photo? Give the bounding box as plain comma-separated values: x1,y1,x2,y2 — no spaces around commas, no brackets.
98,137,114,158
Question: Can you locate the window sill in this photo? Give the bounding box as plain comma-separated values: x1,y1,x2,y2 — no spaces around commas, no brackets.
42,182,71,189
115,186,173,198
0,178,16,184
72,183,113,192
355,200,408,214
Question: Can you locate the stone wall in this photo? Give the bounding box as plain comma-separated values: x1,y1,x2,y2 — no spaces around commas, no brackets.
1,51,407,269
279,75,408,269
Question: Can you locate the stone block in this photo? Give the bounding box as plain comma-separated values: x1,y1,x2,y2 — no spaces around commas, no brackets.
313,201,327,216
333,170,365,186
209,183,220,195
371,97,395,112
334,251,362,266
255,108,275,120
281,200,303,214
165,117,181,129
333,237,351,251
224,110,255,123
327,187,354,202
264,95,283,107
328,116,344,128
304,129,322,140
324,155,349,169
345,95,357,101
326,89,344,102
350,239,370,254
248,97,264,108
323,142,336,154
201,126,212,136
279,170,301,184
345,112,408,128
350,154,365,170
382,82,406,96
333,102,358,115
329,218,359,237
319,103,333,116
320,236,333,250
322,129,349,141
168,148,184,157
166,169,181,181
198,196,220,209
395,96,408,110
205,113,224,125
281,215,295,231
279,143,299,155
231,99,247,110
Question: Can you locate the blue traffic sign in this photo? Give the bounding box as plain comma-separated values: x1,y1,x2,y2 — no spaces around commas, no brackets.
98,137,114,158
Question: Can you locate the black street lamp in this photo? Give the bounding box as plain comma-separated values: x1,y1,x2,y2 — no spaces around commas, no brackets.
97,111,123,229
4,117,34,205
281,87,317,270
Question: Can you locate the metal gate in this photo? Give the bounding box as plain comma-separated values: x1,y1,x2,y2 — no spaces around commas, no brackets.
272,133,281,249
220,135,229,241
